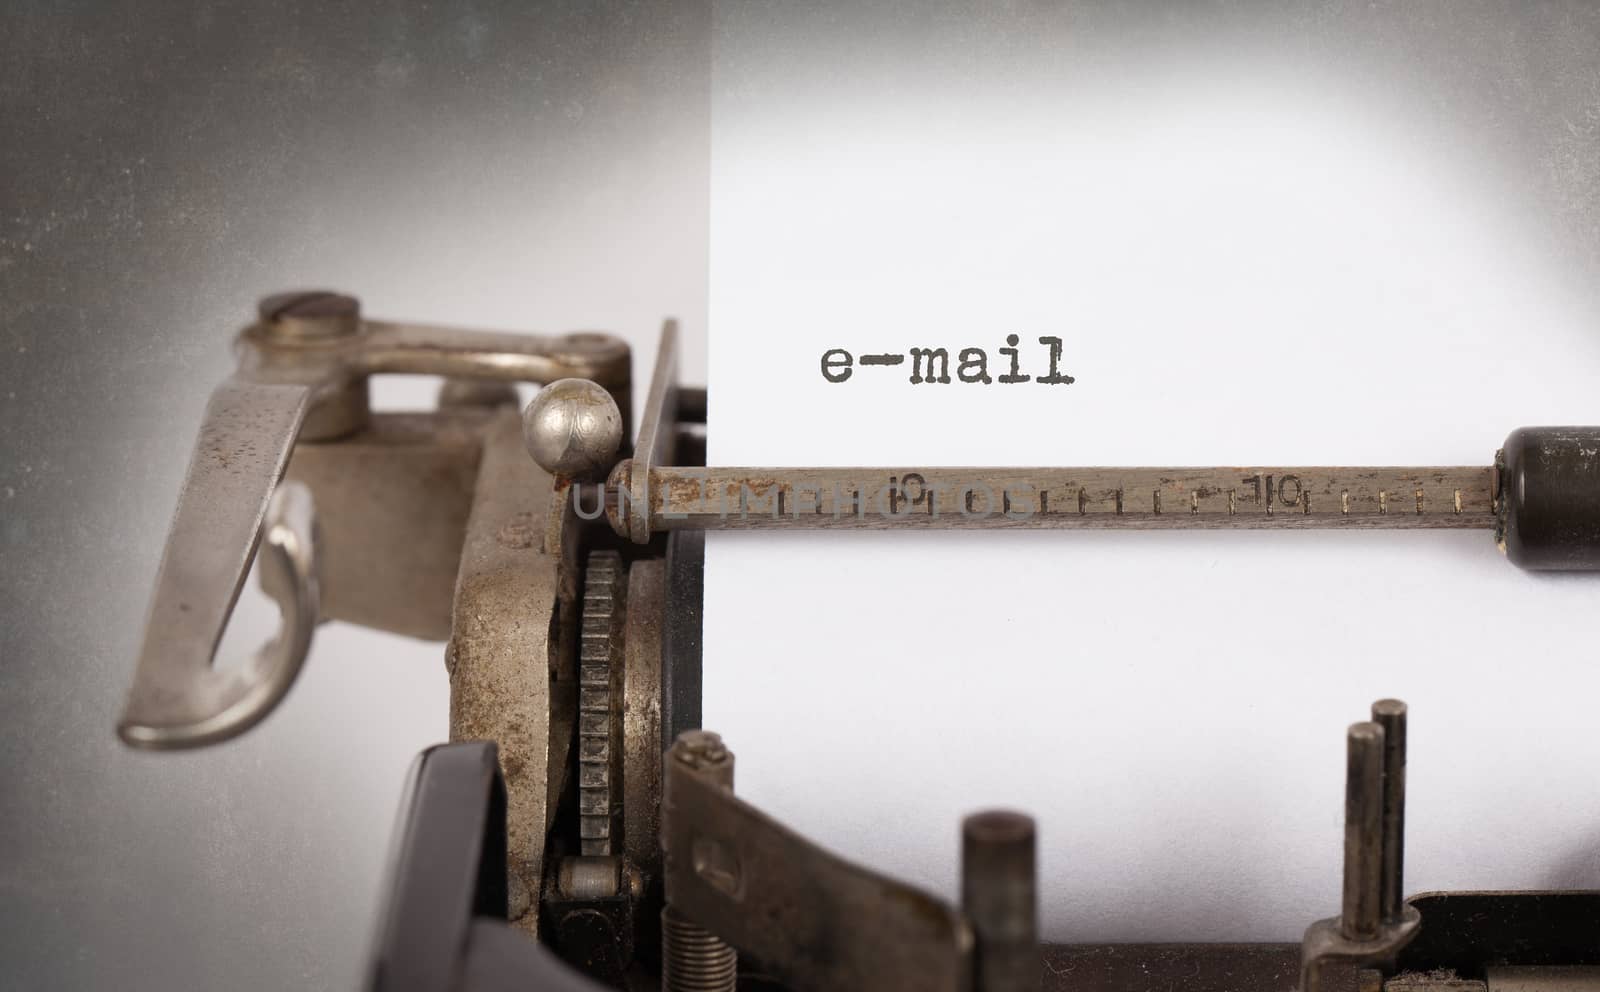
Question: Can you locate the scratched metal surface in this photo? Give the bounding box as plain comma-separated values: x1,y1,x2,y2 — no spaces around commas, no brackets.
3,1,1600,990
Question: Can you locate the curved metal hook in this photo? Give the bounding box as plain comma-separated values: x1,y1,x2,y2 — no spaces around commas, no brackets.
223,480,320,738
120,479,320,749
118,377,322,749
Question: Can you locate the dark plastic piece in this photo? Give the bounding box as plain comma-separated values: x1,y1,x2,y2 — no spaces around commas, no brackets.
366,741,601,992
662,528,704,751
1397,891,1600,972
1498,426,1600,570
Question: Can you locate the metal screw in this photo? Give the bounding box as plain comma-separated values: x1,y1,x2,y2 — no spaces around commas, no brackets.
256,290,360,341
663,731,736,992
672,730,730,775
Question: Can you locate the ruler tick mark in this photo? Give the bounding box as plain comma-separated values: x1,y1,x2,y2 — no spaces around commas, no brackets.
1415,488,1424,515
1454,489,1462,515
1341,490,1350,515
1152,490,1161,515
1379,491,1388,515
1190,491,1199,515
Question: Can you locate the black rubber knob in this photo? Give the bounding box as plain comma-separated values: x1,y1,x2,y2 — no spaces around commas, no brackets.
1497,427,1600,570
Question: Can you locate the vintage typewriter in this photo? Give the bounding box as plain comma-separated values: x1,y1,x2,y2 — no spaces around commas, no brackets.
118,291,1600,992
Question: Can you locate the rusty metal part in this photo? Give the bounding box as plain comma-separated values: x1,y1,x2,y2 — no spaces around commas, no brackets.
1300,705,1421,992
1342,722,1386,941
963,811,1040,992
120,289,629,750
608,465,1496,540
285,410,487,640
622,321,682,543
578,550,625,857
661,730,975,992
1371,701,1408,924
622,558,665,886
662,731,737,992
446,409,574,935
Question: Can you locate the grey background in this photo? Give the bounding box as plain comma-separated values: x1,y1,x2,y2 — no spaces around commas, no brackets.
4,0,1600,988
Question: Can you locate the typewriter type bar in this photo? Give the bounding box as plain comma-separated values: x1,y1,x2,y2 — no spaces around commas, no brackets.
611,465,1496,529
597,429,1600,571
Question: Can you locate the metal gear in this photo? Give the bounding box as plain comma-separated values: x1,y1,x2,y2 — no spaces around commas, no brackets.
578,549,626,856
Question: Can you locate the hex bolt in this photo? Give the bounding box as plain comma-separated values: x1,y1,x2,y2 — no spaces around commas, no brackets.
662,731,736,992
962,810,1041,992
253,290,368,441
1340,722,1386,941
1370,699,1407,923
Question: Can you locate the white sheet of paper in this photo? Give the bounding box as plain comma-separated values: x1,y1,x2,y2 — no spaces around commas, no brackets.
705,7,1600,940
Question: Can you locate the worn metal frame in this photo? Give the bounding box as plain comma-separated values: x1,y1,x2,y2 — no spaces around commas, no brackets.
119,292,629,748
446,408,578,933
285,409,491,640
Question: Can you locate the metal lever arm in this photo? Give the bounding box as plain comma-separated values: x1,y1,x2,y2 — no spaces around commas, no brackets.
355,321,630,391
661,731,976,992
120,379,318,748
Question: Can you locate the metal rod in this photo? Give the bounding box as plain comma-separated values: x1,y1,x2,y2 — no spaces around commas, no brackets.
962,810,1040,992
608,464,1496,538
1371,699,1408,923
1340,722,1386,941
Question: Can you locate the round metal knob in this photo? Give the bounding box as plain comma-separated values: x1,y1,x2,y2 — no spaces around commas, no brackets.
522,378,624,481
